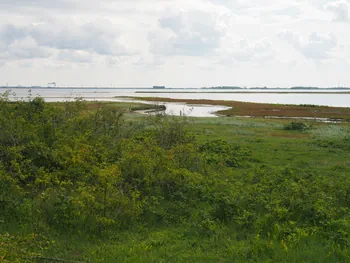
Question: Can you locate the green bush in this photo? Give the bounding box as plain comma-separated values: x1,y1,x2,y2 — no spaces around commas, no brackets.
283,122,310,131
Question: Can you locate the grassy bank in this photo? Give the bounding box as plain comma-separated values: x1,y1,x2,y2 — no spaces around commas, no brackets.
51,100,165,112
1,97,350,262
132,97,350,121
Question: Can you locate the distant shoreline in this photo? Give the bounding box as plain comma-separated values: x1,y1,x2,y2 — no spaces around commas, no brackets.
0,87,151,90
1,87,350,92
135,91,350,94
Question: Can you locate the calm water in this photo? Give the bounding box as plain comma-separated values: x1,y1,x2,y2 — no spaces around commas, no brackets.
1,88,350,117
113,97,231,117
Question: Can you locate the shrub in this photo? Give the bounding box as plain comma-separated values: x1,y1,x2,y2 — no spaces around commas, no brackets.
283,122,310,131
200,140,250,168
149,114,194,149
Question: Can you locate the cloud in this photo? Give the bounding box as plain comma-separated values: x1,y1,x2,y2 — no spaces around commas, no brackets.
29,19,132,56
105,56,121,67
133,55,165,69
0,25,27,45
233,38,274,62
9,37,52,59
207,0,255,10
57,50,93,63
217,38,275,64
0,0,72,11
274,6,302,17
149,10,227,56
0,0,349,87
0,19,134,64
43,60,73,69
324,0,349,21
279,31,337,60
0,35,52,61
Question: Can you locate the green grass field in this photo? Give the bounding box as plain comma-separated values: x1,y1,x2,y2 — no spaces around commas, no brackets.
1,99,350,262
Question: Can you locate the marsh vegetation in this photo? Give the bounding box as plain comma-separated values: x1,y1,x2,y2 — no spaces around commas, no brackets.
1,94,350,262
135,97,350,121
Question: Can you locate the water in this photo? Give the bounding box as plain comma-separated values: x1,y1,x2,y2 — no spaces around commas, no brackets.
133,90,350,108
114,98,231,117
1,88,350,117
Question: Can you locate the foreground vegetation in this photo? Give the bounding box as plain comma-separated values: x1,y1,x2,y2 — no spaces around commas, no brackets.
1,95,350,262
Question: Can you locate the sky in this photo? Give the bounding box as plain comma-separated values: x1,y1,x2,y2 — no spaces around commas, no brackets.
0,0,349,88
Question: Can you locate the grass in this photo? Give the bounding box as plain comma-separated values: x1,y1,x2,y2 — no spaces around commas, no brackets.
29,226,350,262
186,116,350,175
2,100,350,262
50,101,162,112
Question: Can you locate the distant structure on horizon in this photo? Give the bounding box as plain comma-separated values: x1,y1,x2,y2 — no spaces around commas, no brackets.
153,86,166,89
48,82,56,88
202,86,242,89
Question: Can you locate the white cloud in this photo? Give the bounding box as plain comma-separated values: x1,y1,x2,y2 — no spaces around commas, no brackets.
0,18,135,66
0,35,52,61
133,55,165,69
9,37,51,59
0,24,26,46
149,10,227,56
0,0,349,87
207,0,255,10
232,38,275,62
279,31,337,60
57,50,93,63
31,20,131,55
217,38,275,64
324,0,349,21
